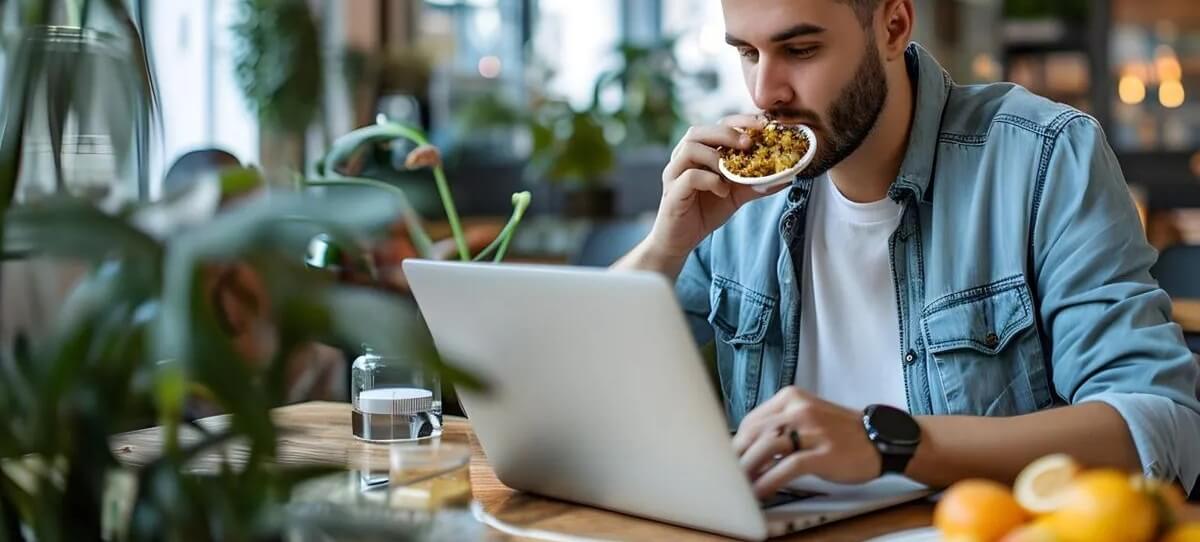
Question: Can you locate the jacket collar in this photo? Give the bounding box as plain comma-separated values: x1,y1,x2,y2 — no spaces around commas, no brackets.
888,42,953,203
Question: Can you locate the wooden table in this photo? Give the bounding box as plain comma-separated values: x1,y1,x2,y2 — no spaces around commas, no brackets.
111,401,933,541
1175,299,1200,334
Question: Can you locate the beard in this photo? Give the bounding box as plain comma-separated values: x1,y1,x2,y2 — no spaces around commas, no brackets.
767,36,888,179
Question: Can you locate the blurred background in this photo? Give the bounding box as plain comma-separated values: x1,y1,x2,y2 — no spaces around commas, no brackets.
126,0,1200,267
4,3,1197,533
3,0,1199,329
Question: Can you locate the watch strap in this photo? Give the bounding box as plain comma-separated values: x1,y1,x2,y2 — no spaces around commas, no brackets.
880,450,913,476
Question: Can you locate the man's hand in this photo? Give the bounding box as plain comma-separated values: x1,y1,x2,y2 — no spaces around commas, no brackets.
735,389,1146,497
614,115,786,278
733,387,882,499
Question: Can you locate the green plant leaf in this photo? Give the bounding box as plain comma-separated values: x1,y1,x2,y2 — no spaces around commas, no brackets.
231,0,322,134
0,467,33,539
305,176,434,259
0,20,47,254
3,196,163,278
321,122,429,175
317,121,471,261
317,285,485,391
100,0,160,199
551,112,614,184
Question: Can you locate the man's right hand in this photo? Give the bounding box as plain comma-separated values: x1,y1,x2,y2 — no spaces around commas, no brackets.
618,114,788,278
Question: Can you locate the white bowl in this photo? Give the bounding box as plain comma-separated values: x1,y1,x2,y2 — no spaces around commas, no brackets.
717,124,817,194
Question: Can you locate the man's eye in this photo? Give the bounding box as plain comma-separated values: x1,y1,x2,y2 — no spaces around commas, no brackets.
738,48,759,61
786,46,818,59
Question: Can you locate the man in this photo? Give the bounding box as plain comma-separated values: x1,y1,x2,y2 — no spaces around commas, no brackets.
616,0,1200,500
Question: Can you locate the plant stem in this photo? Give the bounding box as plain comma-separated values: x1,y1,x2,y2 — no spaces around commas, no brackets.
304,177,435,259
431,166,469,261
472,191,533,262
321,121,470,261
493,192,531,262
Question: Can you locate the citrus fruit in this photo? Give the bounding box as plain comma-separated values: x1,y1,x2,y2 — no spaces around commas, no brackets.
999,519,1059,542
1163,523,1200,542
1132,475,1188,529
1041,470,1157,542
1013,454,1080,514
935,479,1029,542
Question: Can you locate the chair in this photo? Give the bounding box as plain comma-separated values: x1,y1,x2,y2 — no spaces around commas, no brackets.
1153,245,1200,299
569,219,654,267
1151,245,1200,354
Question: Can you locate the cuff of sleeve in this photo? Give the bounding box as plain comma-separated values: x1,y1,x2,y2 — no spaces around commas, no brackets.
1081,392,1200,494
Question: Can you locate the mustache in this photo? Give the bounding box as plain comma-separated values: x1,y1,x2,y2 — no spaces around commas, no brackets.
764,108,821,127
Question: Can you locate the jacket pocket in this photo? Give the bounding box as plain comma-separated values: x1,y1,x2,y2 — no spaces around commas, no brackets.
921,275,1052,416
709,275,776,421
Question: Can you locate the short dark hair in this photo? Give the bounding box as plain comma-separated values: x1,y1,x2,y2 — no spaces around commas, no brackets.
838,0,882,26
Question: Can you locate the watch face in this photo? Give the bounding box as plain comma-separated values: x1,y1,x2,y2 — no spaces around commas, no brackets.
867,405,920,445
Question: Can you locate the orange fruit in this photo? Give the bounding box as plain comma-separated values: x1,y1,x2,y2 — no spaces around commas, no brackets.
1041,470,1158,542
1163,523,1200,542
935,479,1029,542
999,519,1060,542
1132,476,1189,529
1013,454,1080,515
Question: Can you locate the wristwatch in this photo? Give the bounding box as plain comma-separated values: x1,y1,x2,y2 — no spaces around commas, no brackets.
862,404,921,476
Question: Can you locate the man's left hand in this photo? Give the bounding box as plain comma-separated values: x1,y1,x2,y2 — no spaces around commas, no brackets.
733,387,883,498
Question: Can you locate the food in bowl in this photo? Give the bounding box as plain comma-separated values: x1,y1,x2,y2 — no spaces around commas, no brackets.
719,120,811,179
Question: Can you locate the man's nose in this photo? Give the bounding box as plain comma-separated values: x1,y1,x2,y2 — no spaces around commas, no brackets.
750,55,795,111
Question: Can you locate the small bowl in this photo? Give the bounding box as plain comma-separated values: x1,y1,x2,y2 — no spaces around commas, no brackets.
718,124,817,194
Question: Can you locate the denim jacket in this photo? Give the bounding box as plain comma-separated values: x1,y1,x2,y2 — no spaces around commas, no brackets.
675,43,1200,493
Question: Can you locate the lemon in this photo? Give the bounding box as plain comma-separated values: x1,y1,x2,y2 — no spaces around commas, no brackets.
1013,454,1081,515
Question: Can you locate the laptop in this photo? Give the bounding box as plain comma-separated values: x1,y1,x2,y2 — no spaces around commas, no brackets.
404,260,931,540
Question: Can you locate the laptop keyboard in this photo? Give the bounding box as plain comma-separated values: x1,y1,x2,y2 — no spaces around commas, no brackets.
761,487,825,509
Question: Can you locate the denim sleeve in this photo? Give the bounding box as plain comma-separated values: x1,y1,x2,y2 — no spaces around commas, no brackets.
675,236,715,346
1034,116,1200,494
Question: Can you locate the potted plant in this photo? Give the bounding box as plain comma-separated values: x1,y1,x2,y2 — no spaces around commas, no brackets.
306,115,533,280
456,38,691,219
592,38,688,150
526,97,617,218
0,2,513,539
231,0,323,175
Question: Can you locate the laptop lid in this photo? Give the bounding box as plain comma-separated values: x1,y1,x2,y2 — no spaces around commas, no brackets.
404,260,769,540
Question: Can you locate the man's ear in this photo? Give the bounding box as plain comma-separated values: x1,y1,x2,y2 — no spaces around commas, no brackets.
879,0,915,61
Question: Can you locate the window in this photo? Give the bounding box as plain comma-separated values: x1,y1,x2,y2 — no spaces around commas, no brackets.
662,0,753,123
147,0,259,198
533,0,621,109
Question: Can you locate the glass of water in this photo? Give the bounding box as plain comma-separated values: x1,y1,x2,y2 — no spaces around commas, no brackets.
350,346,443,442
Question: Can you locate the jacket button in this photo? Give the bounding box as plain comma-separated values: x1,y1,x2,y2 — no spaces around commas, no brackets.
788,189,802,203
984,332,999,348
904,350,916,365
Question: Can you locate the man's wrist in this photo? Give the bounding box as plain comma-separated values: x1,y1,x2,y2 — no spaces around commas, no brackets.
904,416,950,486
862,405,922,477
618,239,689,279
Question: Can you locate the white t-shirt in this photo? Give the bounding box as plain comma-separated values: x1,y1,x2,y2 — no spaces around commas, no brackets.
793,175,909,411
